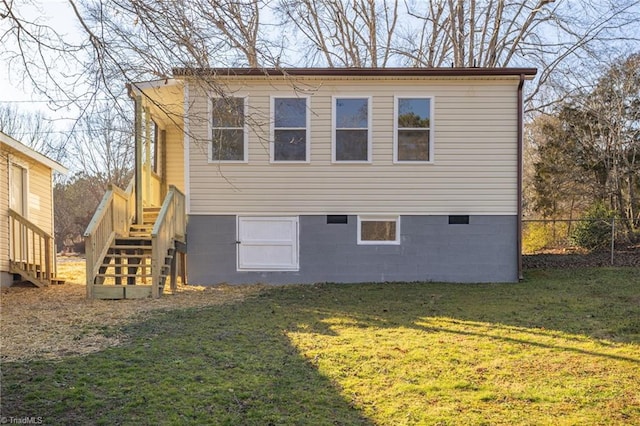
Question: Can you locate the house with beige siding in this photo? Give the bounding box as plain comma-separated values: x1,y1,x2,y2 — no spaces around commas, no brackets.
84,68,536,298
1,131,68,287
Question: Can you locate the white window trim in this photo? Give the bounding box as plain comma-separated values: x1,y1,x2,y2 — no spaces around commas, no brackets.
332,96,372,163
393,95,435,164
270,95,311,164
357,215,401,245
208,95,249,164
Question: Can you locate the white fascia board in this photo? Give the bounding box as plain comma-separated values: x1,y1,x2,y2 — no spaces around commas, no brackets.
0,131,69,175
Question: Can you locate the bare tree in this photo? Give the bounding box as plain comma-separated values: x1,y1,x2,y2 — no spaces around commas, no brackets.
277,0,400,67
530,53,640,234
68,104,134,189
0,104,68,162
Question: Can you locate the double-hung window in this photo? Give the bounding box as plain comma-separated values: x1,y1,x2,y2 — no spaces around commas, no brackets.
394,97,433,163
210,97,247,162
333,97,371,162
272,97,309,162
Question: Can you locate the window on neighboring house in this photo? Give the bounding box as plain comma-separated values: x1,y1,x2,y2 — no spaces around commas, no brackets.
272,97,309,162
394,97,433,162
211,97,246,162
357,216,400,245
333,97,371,162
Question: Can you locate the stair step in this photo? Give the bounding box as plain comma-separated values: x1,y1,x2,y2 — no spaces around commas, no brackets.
116,236,152,242
131,223,154,228
110,245,153,251
96,273,168,279
102,262,151,268
105,253,151,258
129,232,152,237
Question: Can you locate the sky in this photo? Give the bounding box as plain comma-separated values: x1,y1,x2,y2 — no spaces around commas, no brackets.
1,1,82,121
2,0,639,138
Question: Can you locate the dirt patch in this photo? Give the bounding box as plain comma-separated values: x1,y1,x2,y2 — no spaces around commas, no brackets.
0,258,265,362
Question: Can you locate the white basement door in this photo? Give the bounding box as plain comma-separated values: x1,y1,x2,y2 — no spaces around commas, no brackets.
237,216,299,271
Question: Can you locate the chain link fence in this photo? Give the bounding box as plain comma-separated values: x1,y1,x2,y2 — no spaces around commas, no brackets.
522,218,639,266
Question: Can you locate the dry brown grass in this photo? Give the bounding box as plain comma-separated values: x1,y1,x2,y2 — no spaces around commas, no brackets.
0,257,265,362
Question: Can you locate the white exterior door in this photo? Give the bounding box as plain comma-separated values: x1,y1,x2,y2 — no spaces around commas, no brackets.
237,216,299,271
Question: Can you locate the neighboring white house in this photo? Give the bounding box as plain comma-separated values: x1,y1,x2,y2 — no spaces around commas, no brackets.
1,131,68,287
87,67,537,294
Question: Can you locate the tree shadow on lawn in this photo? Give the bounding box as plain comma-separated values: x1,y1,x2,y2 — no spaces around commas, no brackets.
2,268,638,424
276,267,640,358
1,305,374,425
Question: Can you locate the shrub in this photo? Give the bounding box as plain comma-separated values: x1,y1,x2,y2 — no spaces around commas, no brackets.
523,221,570,253
570,203,616,250
523,222,555,253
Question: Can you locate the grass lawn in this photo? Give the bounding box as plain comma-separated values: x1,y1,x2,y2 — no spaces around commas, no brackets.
1,267,639,425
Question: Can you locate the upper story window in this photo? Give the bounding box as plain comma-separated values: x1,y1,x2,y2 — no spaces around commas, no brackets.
333,97,371,162
272,97,309,162
210,97,247,162
394,97,433,163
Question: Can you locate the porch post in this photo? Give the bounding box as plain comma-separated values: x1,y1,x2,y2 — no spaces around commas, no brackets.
144,107,152,205
135,95,143,224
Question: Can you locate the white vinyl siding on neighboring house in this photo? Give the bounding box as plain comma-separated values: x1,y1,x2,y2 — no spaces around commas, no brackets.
19,159,54,235
0,156,9,272
186,78,519,216
1,151,55,273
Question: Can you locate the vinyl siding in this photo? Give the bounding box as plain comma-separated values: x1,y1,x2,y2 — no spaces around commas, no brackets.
185,77,519,215
0,153,8,272
1,148,54,273
26,159,54,235
165,125,185,192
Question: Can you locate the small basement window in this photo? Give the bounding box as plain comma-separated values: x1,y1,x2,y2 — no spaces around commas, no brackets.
357,216,400,245
449,215,470,225
327,215,348,224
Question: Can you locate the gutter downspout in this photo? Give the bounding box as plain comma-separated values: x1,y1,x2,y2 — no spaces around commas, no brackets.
517,74,525,281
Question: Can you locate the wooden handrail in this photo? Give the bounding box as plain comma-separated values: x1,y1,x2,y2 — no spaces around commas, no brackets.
8,209,55,285
84,179,135,298
8,209,50,239
151,185,186,298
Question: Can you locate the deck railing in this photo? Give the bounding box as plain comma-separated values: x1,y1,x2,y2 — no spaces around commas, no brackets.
84,179,135,298
151,185,186,298
8,209,55,285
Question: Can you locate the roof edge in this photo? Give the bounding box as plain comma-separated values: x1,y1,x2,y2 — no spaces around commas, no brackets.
172,67,537,79
127,78,180,96
0,131,69,174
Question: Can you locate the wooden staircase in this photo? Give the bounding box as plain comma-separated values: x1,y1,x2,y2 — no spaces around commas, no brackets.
9,261,65,287
8,208,64,288
92,207,175,299
85,183,187,300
